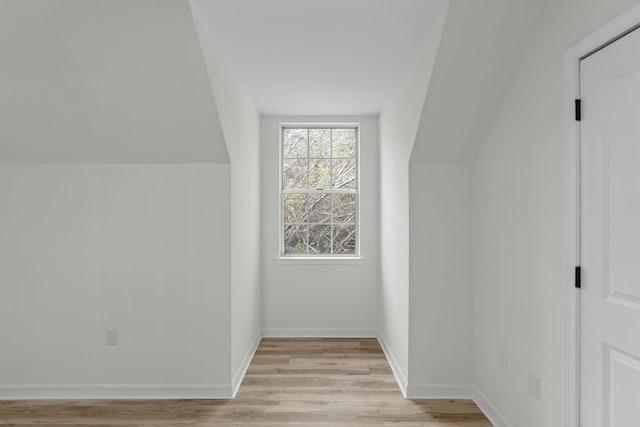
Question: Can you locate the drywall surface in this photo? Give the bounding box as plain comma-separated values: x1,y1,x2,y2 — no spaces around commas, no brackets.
260,116,379,336
0,164,231,388
410,0,546,162
191,1,262,380
378,2,448,387
190,0,446,116
377,137,410,386
0,0,228,163
408,163,472,395
473,0,640,425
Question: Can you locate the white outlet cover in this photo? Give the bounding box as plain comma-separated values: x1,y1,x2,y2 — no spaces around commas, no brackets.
106,329,118,345
528,371,541,400
499,350,509,372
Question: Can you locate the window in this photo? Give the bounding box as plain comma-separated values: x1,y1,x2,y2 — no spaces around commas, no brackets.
280,124,359,257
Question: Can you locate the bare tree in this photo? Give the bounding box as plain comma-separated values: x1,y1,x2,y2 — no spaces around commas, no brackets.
282,128,357,255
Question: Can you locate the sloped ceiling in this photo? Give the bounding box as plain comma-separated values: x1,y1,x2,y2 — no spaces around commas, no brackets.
190,1,260,163
0,0,229,163
410,0,547,163
0,0,549,163
192,0,446,115
380,1,449,161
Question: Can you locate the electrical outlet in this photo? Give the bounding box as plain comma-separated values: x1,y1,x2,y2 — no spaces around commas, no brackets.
528,371,541,400
106,329,118,345
499,349,509,372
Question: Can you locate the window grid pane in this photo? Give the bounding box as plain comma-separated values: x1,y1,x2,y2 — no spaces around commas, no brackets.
282,125,358,256
283,128,308,158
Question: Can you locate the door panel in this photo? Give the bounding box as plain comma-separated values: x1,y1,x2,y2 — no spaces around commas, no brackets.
580,27,640,427
605,347,640,425
607,66,640,308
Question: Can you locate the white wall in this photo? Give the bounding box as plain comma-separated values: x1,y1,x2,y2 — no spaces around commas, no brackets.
0,0,256,398
260,116,379,336
473,0,640,425
191,1,262,386
0,164,232,396
378,2,448,391
378,136,410,386
408,163,473,396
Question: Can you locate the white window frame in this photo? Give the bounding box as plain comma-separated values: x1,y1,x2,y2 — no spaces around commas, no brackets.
278,123,361,260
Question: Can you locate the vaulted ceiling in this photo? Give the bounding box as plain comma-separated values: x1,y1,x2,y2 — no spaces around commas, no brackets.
410,0,547,162
0,0,548,163
192,0,446,115
0,0,229,163
193,0,547,162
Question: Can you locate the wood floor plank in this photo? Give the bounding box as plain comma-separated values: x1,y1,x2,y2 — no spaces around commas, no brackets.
0,339,491,426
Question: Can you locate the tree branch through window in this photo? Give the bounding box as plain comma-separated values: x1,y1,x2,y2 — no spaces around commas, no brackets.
281,126,358,256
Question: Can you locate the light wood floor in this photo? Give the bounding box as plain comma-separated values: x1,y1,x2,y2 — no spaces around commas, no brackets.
0,338,491,426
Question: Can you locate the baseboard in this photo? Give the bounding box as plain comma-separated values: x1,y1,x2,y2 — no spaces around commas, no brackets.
376,334,408,398
1,334,497,415
231,332,261,398
472,387,513,427
406,383,473,399
0,384,233,400
261,328,378,338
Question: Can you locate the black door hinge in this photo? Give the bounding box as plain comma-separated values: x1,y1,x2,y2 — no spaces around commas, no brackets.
575,99,582,121
575,266,581,289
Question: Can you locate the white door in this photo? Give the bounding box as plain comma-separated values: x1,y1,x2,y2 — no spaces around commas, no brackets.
580,27,640,427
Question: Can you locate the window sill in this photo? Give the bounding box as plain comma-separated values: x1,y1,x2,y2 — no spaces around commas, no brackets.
276,256,365,265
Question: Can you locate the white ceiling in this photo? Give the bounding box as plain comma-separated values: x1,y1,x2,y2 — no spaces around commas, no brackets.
192,0,446,115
